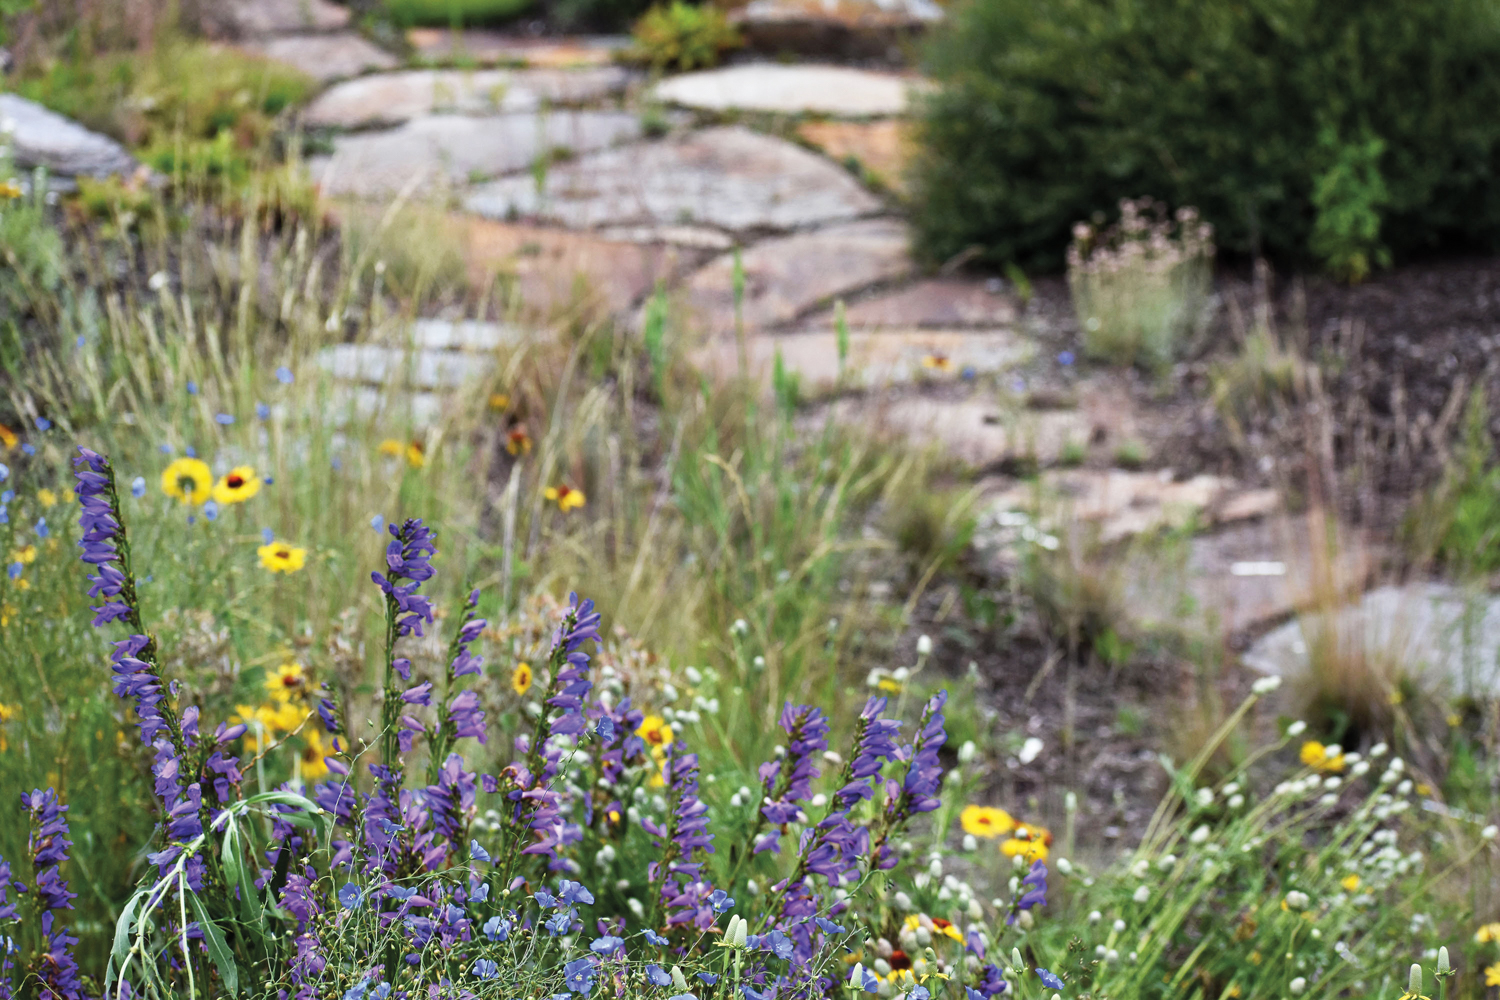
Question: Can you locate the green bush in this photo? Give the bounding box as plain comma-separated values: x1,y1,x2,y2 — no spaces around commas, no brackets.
912,0,1500,272
628,1,742,73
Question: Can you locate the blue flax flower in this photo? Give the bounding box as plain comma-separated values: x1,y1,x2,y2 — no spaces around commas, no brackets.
644,929,669,946
470,839,491,863
215,413,234,425
256,402,270,420
131,477,146,498
276,366,295,384
338,883,363,910
563,958,596,995
645,965,672,986
483,915,509,941
590,936,623,955
1036,969,1064,991
473,959,498,980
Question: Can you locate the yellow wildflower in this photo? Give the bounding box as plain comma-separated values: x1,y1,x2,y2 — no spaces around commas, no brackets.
301,729,330,780
506,426,533,456
1476,922,1500,943
36,489,57,508
161,457,213,505
637,715,674,751
266,662,308,701
212,466,262,505
959,805,1016,839
1300,741,1345,773
920,353,954,372
378,439,404,458
489,393,510,411
545,484,585,512
511,662,533,695
258,541,307,574
1487,963,1500,987
0,704,16,722
0,425,15,450
9,545,35,565
1001,837,1048,862
877,678,903,693
904,915,963,943
406,440,426,468
1341,874,1361,891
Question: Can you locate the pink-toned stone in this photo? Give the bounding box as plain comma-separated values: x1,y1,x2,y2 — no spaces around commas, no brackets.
796,119,912,193
465,217,698,322
226,0,350,35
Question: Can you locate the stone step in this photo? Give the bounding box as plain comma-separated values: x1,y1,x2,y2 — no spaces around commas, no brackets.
408,29,628,68
694,327,1030,396
243,32,398,83
651,63,929,117
304,66,633,130
464,126,882,234
309,111,642,198
676,217,911,335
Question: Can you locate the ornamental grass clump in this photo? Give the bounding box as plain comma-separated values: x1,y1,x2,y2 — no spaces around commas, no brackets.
1066,198,1215,372
0,444,1065,1000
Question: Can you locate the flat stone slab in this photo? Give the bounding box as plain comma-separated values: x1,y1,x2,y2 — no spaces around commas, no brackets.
810,277,1016,329
985,469,1279,545
245,33,397,83
1242,582,1500,698
409,29,627,67
1122,516,1376,638
652,64,927,117
328,385,443,428
0,94,139,180
317,344,496,388
409,318,525,351
465,217,696,321
834,395,1091,471
695,328,1030,396
596,225,736,250
465,126,882,234
310,111,641,197
732,0,940,58
797,119,912,192
226,0,349,34
304,66,631,129
678,218,910,334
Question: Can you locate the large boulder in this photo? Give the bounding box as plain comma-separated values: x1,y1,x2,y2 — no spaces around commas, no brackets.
0,94,139,182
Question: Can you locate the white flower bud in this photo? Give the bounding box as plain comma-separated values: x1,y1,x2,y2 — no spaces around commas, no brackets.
893,892,913,912
1112,919,1125,933
963,834,978,852
1438,946,1451,975
1087,910,1101,924
1408,964,1422,997
1284,891,1309,910
1251,676,1281,694
1018,738,1043,764
1056,857,1073,875
958,741,977,764
917,635,933,656
1132,885,1150,903
1483,825,1499,840
1289,977,1306,995
1287,721,1307,737
672,967,690,992
1190,825,1210,844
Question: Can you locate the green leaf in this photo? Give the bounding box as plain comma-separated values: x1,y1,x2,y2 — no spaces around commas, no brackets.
187,891,240,995
106,888,148,987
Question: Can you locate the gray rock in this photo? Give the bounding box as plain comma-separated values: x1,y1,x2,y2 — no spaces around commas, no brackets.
225,0,350,35
652,64,928,117
678,217,911,334
465,126,882,234
409,318,525,351
327,385,444,427
1242,583,1500,699
317,343,495,388
408,29,627,68
309,111,642,198
243,33,397,83
809,277,1018,329
0,94,139,180
304,66,631,129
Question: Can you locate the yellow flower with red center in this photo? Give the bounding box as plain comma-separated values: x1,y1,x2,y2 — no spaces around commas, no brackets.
506,426,533,456
512,662,533,695
960,805,1016,839
637,715,673,751
161,458,213,505
920,353,954,372
545,484,585,512
903,915,964,943
406,440,427,468
0,425,16,450
212,466,262,505
1300,741,1345,772
266,662,308,701
258,540,307,574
